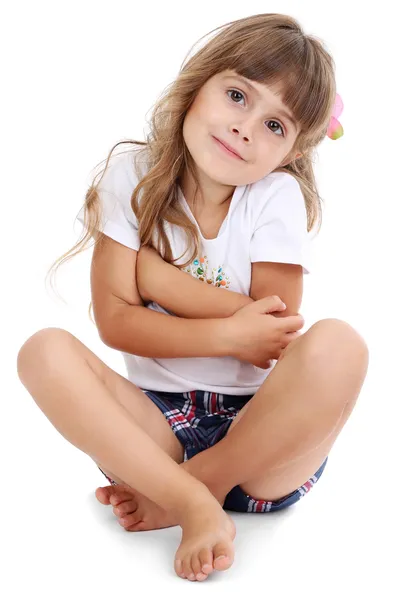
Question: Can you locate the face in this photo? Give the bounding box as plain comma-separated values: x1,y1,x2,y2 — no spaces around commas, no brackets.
182,69,301,190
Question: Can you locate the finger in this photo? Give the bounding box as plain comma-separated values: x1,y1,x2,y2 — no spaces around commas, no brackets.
279,314,305,331
277,333,300,353
253,295,286,313
278,332,303,359
284,331,302,343
259,360,272,369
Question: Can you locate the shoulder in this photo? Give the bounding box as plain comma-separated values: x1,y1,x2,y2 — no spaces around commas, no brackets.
246,170,306,223
249,170,303,203
94,144,150,221
99,144,147,190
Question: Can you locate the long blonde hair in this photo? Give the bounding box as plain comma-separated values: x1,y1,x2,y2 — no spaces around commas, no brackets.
47,13,337,317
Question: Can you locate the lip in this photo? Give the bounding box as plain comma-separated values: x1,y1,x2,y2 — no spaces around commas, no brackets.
212,136,244,160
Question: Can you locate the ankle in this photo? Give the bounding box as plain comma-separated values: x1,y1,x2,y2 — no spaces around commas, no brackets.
178,488,225,526
169,482,214,525
180,459,231,504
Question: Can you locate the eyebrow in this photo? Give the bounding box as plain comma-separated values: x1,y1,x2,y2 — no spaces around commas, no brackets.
225,74,298,131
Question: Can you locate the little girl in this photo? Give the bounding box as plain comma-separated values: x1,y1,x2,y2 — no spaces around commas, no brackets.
17,13,369,582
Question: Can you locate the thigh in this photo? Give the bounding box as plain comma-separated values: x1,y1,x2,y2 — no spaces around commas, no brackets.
224,321,359,501
19,327,184,466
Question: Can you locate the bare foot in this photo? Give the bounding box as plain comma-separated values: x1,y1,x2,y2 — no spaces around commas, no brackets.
95,483,178,531
174,496,236,581
96,484,235,581
95,483,228,533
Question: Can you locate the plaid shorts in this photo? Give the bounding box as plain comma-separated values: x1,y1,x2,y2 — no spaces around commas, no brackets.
99,389,328,513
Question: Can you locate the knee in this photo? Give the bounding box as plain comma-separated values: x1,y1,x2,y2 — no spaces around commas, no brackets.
17,327,75,382
305,318,369,370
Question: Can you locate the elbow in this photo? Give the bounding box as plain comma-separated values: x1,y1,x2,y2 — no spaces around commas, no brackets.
97,325,117,349
95,308,125,350
96,304,140,352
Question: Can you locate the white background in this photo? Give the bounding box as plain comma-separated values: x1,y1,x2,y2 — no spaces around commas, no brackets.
2,0,393,598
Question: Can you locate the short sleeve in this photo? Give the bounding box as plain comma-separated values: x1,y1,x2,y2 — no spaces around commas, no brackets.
76,151,140,251
249,173,313,275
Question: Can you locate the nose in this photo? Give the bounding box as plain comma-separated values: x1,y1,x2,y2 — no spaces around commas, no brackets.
231,127,250,143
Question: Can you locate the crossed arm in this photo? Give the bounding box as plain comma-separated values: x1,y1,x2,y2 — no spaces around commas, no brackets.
136,245,304,320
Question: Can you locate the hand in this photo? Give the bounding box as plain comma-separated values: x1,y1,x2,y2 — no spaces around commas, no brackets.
225,295,304,369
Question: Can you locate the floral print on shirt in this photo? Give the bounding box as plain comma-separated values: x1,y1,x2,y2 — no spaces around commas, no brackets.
182,255,230,288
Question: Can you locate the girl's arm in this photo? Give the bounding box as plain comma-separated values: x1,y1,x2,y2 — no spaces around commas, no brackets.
91,235,234,359
136,246,253,318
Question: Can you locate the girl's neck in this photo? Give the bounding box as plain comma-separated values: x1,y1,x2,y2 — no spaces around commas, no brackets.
179,172,235,208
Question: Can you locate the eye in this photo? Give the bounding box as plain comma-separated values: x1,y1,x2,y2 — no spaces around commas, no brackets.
266,120,285,137
227,88,245,105
226,89,286,137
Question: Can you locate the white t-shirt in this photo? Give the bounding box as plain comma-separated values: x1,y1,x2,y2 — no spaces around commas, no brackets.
77,148,313,395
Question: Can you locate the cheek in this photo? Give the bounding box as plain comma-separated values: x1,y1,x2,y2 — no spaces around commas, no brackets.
190,93,224,129
182,109,209,163
255,143,282,167
183,103,220,152
182,111,198,149
246,146,287,182
183,104,205,138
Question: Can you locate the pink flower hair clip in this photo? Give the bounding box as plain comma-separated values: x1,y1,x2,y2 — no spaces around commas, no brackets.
327,93,344,140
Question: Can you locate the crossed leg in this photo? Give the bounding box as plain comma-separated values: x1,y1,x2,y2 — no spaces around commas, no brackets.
96,318,368,529
17,328,236,581
206,318,369,501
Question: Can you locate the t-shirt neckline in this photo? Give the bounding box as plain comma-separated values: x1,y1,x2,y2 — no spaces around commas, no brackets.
177,184,246,242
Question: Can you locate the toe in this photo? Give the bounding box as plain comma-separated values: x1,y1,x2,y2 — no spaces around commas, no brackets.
95,486,113,505
119,511,143,529
110,490,134,507
191,553,201,577
113,499,137,517
182,557,195,581
123,520,148,532
174,559,186,579
213,542,234,571
191,553,206,581
198,548,214,575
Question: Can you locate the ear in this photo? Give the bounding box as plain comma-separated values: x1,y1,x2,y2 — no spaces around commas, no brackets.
279,151,303,168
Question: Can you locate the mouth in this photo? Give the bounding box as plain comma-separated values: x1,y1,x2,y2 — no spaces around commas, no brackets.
212,136,244,161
